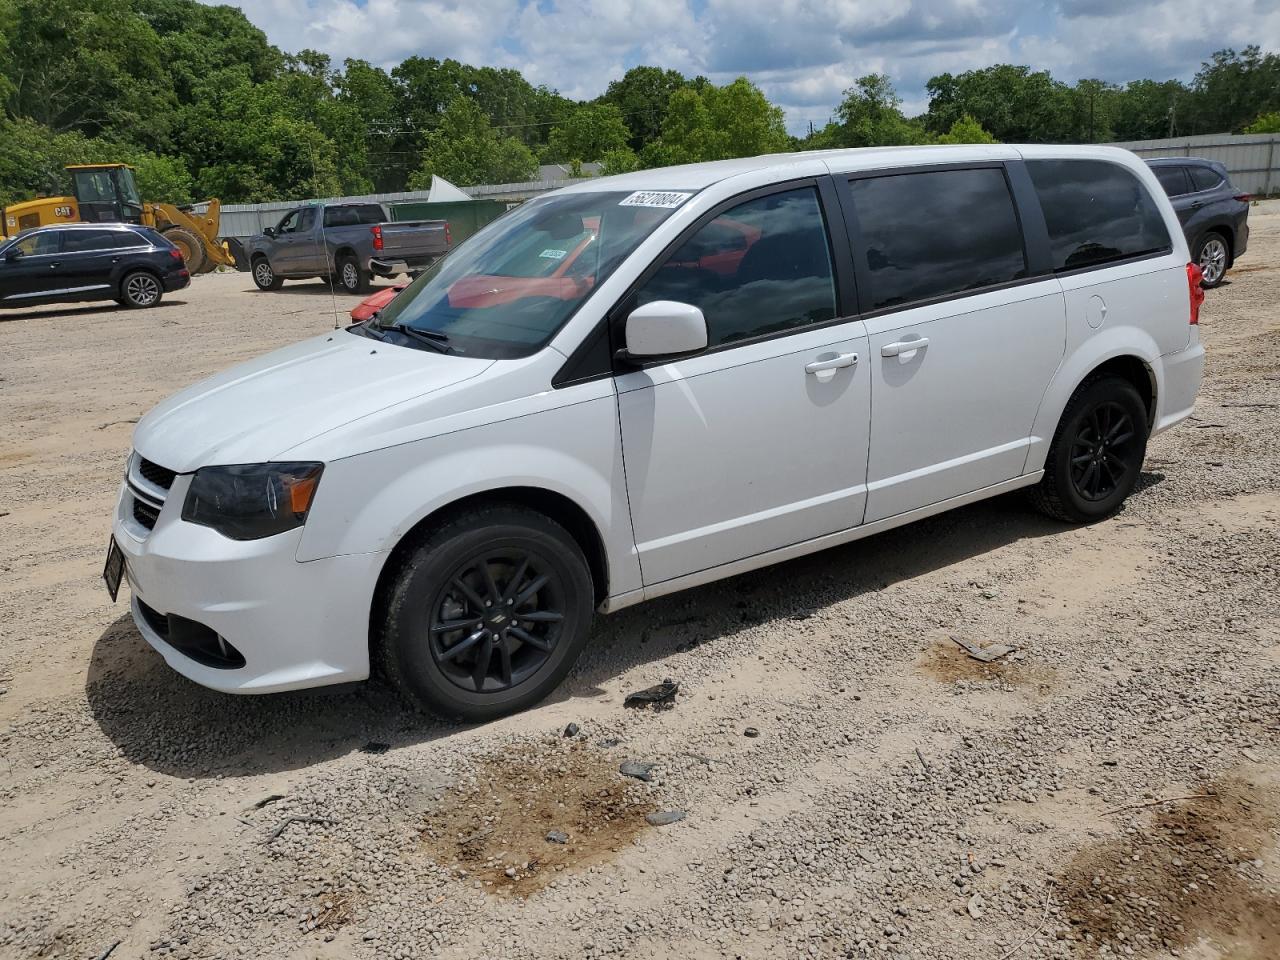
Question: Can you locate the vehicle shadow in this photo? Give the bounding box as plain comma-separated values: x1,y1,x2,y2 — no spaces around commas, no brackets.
85,475,1163,780
0,300,187,322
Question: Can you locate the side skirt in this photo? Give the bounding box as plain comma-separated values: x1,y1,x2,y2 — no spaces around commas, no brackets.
600,471,1043,613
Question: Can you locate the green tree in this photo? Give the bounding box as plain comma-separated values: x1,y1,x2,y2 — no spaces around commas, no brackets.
934,114,998,144
546,103,631,163
1245,111,1280,133
823,74,929,147
407,96,537,188
599,65,689,150
647,77,789,165
599,147,640,175
924,65,1073,142
1111,79,1189,140
1189,47,1280,133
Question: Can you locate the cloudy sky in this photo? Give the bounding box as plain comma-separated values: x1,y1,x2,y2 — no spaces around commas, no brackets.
211,0,1280,134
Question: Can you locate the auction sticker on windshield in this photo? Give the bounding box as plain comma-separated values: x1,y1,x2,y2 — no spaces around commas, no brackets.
619,191,692,209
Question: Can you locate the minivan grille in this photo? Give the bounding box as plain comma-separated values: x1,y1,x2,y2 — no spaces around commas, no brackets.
126,451,177,534
132,497,160,530
138,458,176,490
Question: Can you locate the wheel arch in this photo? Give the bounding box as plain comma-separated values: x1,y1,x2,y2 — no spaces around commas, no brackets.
1028,337,1162,473
117,264,163,296
369,485,611,631
1197,222,1235,265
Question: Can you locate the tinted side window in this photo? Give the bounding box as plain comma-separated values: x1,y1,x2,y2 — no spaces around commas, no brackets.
296,208,316,232
276,211,299,233
62,230,123,253
1028,159,1171,272
354,204,385,224
635,187,836,348
1189,166,1222,192
104,231,147,248
1153,166,1190,197
13,232,60,256
849,167,1026,312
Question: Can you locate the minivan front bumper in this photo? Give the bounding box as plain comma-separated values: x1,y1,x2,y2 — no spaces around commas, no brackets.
112,476,384,693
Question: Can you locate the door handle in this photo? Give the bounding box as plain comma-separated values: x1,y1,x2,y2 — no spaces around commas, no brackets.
881,338,930,357
49,261,60,269
805,352,859,374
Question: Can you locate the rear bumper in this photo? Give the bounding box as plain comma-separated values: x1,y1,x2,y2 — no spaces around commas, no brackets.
1235,218,1249,261
369,255,440,277
1153,339,1205,435
163,271,190,292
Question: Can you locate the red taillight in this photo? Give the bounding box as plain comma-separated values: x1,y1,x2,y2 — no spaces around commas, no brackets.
371,224,383,251
168,249,182,261
1233,193,1252,202
445,221,452,246
1187,262,1205,324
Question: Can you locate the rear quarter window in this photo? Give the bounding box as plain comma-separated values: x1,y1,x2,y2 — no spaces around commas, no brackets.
1189,166,1223,192
1028,159,1171,273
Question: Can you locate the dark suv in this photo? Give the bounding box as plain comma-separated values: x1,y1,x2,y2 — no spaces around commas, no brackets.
1146,158,1250,287
0,223,190,310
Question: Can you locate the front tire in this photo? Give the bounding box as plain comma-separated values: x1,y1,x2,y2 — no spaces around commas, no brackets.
252,257,282,291
1030,375,1149,523
119,270,163,309
337,254,370,294
376,504,595,721
1194,231,1229,288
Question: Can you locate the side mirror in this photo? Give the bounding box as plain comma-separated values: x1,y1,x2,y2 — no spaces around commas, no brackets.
623,300,708,360
3,248,21,262
262,226,276,237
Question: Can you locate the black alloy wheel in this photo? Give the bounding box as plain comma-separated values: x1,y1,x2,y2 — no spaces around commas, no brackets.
1029,375,1149,523
377,503,594,721
1068,400,1139,502
428,549,565,693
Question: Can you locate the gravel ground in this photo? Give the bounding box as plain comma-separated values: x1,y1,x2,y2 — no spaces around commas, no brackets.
2,209,1279,960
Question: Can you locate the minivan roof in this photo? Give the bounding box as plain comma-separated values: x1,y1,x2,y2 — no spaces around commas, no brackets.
559,144,1141,194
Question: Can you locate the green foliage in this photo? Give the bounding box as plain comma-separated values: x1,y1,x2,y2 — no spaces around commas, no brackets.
643,77,790,165
1111,79,1189,141
407,97,537,188
546,103,632,164
599,66,691,150
599,147,640,176
1191,47,1280,133
924,65,1074,142
935,114,998,144
819,75,930,148
1245,111,1280,134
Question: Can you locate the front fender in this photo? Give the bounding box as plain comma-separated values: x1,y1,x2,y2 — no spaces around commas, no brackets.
295,388,642,598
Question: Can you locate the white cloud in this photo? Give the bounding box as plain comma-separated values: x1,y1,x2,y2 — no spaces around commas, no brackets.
205,0,1280,134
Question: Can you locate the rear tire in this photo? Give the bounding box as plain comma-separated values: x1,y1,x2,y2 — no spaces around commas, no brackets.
376,504,594,722
162,225,207,274
337,254,370,294
1029,375,1149,523
119,270,163,309
1194,231,1229,288
251,257,283,291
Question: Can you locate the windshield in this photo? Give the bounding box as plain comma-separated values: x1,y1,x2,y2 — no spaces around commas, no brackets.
73,170,117,203
371,191,686,359
116,168,141,207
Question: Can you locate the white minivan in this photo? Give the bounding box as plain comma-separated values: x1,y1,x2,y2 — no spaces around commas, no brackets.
108,145,1205,719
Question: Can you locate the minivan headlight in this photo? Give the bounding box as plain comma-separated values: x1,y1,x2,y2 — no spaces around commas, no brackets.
182,462,323,540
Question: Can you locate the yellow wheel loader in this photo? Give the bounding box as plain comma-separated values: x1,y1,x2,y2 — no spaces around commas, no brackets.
1,164,236,273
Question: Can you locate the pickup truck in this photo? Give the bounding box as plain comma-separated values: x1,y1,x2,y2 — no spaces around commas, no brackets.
243,202,450,294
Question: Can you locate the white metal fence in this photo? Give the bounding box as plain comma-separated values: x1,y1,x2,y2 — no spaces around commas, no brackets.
1110,132,1280,197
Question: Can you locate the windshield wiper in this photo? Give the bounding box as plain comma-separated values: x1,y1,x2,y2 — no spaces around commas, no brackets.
381,321,452,354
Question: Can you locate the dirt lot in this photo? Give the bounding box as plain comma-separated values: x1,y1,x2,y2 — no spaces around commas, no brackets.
2,211,1279,960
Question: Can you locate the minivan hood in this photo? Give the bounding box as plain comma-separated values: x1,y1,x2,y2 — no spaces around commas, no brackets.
133,330,492,472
